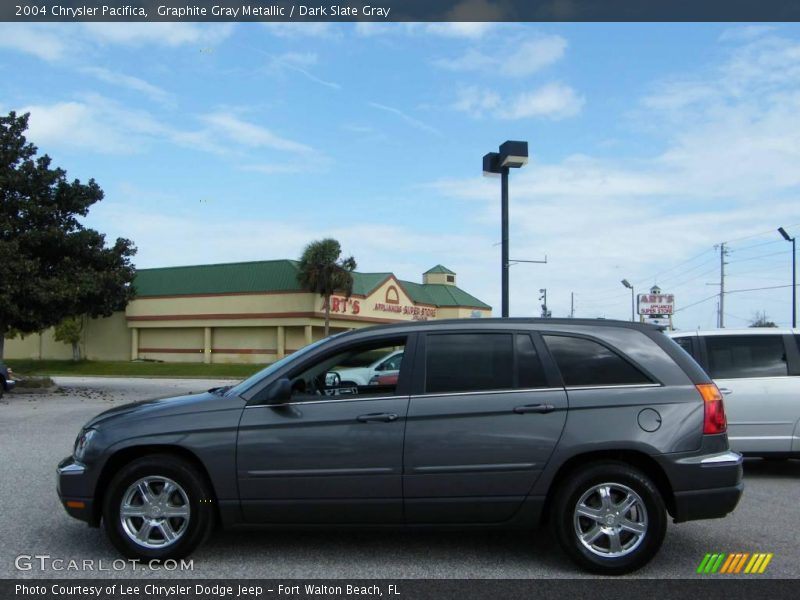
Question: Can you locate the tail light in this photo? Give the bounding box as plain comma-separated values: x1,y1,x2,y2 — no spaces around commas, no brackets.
696,383,727,434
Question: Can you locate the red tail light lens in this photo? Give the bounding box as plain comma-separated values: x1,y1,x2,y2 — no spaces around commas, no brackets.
696,383,727,434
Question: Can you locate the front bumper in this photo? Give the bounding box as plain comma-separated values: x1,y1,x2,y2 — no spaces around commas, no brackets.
662,449,744,523
57,456,99,526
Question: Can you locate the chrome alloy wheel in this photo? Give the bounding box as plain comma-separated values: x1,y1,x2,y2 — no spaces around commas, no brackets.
119,476,190,549
573,482,648,558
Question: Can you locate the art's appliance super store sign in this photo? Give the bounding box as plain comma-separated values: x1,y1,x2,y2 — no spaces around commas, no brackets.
373,302,437,320
637,293,675,315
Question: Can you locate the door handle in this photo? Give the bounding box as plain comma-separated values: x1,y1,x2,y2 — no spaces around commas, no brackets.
513,404,555,414
357,412,399,423
719,388,733,396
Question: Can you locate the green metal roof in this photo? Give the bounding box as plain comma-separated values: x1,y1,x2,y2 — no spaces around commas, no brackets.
423,264,455,275
133,260,490,309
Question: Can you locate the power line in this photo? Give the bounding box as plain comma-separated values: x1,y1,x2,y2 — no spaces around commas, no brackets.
720,221,800,245
726,249,792,265
726,284,793,294
674,293,718,313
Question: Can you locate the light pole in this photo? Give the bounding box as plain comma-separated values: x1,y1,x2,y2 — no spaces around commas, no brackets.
621,279,635,322
778,227,796,328
483,141,529,318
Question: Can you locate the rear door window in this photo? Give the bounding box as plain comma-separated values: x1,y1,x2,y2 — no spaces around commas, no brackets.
704,335,788,379
424,333,513,394
543,335,653,387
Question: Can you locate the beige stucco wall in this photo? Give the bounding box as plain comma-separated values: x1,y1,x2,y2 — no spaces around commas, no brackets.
4,312,131,361
84,312,132,361
3,280,491,364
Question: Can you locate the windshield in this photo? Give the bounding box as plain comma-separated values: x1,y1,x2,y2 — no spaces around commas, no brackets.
225,335,338,397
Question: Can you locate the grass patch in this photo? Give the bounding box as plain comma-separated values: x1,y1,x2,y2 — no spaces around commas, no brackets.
5,359,263,379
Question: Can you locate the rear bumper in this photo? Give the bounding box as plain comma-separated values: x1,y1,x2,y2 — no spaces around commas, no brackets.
661,449,744,523
673,482,744,522
4,379,14,392
57,456,99,526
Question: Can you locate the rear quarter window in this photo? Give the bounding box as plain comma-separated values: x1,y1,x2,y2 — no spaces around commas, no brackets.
543,334,653,387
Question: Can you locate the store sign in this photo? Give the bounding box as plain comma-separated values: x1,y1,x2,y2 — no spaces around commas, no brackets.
638,293,675,315
322,297,361,315
373,302,437,320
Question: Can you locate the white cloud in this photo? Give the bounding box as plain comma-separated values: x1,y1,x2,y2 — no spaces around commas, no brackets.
200,113,314,154
500,82,585,120
434,35,568,77
452,83,584,120
0,23,233,64
79,67,173,105
274,52,318,68
20,95,165,153
80,23,234,47
269,52,342,90
368,102,443,136
0,24,69,61
421,23,497,39
17,97,314,159
451,86,501,116
355,22,496,39
261,22,342,39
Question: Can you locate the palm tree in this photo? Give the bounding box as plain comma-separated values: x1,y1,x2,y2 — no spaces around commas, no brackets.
297,239,357,337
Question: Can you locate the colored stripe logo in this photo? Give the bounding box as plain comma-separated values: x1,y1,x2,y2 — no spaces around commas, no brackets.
697,553,773,574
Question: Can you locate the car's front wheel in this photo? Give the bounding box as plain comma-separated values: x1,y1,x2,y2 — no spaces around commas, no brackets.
102,454,215,560
550,461,667,575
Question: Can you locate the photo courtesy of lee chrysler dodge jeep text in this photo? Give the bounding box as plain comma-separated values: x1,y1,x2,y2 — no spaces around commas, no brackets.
57,319,743,575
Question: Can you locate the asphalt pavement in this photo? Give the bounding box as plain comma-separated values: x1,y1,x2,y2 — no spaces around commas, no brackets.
1,376,798,579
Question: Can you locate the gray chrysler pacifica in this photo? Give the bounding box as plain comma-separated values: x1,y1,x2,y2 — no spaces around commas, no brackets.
57,319,743,574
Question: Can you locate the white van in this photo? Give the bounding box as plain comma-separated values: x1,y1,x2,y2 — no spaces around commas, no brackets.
669,329,800,457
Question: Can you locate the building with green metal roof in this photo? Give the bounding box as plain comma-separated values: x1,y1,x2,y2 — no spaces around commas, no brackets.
5,260,491,364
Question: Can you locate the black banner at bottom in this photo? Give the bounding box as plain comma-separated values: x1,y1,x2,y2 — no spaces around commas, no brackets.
4,579,800,600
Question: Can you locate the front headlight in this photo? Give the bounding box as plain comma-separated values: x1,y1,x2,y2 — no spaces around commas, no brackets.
73,428,98,462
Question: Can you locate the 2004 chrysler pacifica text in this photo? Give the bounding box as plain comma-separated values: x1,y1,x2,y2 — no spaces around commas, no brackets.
57,319,743,574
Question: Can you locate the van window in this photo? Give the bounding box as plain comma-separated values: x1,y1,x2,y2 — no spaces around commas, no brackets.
705,335,788,379
673,336,696,359
544,335,653,387
425,333,513,394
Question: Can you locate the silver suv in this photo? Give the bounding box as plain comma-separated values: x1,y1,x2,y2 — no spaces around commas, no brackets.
669,328,800,458
58,319,743,575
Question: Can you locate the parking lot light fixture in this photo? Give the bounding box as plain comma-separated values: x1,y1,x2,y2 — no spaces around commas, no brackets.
777,227,796,328
482,141,529,318
621,279,635,322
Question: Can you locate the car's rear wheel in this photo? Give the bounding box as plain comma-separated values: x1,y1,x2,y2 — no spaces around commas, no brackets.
550,461,667,575
102,454,214,560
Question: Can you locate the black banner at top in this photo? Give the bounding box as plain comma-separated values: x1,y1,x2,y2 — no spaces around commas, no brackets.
3,0,800,23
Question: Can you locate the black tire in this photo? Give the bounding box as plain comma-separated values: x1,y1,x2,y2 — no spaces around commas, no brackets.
550,461,667,575
102,454,215,560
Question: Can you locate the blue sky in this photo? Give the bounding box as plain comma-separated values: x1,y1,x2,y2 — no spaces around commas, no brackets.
1,21,799,329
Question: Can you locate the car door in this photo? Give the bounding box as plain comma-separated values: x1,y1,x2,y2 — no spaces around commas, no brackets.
700,333,799,454
236,334,414,524
403,331,567,523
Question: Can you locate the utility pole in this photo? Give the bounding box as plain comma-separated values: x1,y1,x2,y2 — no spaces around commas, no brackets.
570,292,575,318
539,288,550,318
719,243,728,328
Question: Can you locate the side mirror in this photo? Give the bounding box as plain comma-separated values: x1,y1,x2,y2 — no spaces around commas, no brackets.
264,378,292,405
